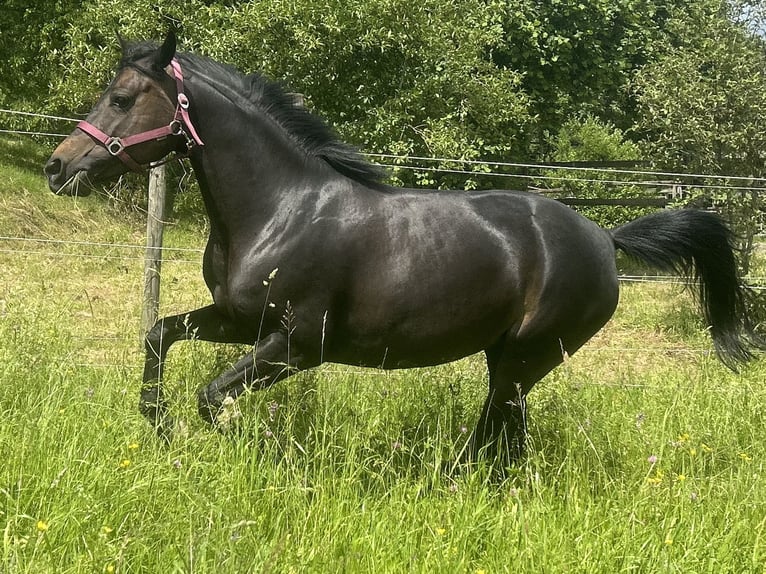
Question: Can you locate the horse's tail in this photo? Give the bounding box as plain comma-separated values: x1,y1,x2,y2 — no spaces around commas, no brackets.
610,209,764,371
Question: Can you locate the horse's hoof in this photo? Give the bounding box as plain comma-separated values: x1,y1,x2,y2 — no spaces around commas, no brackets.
213,396,243,434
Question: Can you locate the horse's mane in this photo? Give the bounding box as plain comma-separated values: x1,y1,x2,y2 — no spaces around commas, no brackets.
120,41,388,189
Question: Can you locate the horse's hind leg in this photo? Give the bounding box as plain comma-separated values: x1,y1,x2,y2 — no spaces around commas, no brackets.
142,305,251,439
471,336,569,463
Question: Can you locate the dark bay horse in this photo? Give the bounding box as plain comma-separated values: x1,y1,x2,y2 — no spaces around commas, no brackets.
45,31,764,460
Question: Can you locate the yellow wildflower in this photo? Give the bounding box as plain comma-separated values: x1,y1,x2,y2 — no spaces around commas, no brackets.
701,443,713,453
435,527,447,536
646,470,664,485
677,433,690,444
127,442,139,450
675,473,686,482
36,520,49,533
739,453,752,462
118,459,131,469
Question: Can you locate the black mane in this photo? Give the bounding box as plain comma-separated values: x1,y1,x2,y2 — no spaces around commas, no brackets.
121,42,388,189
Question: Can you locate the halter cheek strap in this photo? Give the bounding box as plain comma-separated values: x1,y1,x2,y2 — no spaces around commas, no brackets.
170,59,204,148
77,58,204,172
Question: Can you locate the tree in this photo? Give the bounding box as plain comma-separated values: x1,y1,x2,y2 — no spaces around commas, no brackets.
40,0,536,190
10,0,766,202
634,0,766,272
0,1,79,128
489,0,672,140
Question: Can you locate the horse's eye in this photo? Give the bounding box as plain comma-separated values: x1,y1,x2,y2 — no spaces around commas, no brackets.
111,94,133,110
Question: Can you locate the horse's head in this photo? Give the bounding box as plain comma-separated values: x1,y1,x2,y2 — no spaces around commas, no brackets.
45,31,184,195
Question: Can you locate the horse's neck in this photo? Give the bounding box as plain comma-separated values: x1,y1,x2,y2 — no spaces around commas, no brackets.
186,90,335,241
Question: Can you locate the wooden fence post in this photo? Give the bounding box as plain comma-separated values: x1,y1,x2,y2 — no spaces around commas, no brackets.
141,164,167,340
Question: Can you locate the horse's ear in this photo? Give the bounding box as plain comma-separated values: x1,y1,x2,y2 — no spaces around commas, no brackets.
153,29,177,69
116,30,128,55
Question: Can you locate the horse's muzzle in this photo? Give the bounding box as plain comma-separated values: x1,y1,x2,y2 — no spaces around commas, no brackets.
44,156,66,192
44,157,92,196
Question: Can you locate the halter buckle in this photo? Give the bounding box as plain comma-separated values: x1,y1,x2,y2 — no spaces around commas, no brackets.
106,137,125,156
169,120,184,136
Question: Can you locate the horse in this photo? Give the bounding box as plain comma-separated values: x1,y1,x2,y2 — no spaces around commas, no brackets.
45,31,764,462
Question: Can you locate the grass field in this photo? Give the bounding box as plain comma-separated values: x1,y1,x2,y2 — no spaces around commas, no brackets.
1,135,766,573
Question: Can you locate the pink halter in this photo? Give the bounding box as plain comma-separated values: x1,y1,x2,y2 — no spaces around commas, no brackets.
77,58,204,171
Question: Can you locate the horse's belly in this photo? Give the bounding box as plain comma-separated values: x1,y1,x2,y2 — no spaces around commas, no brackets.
326,336,490,369
327,290,519,369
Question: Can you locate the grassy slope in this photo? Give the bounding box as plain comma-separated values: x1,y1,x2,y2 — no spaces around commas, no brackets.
1,135,765,573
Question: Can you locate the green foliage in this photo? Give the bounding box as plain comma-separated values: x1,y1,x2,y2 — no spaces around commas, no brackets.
0,2,78,106
635,1,766,177
40,0,536,189
552,116,641,164
490,0,668,135
535,115,653,227
3,0,766,213
634,0,766,272
32,0,667,189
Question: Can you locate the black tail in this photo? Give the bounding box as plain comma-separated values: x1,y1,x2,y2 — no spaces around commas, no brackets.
610,209,764,371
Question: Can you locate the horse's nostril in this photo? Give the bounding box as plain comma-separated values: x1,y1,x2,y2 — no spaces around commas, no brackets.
44,157,63,178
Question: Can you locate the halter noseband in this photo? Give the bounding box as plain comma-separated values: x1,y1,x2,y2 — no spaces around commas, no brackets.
77,58,204,172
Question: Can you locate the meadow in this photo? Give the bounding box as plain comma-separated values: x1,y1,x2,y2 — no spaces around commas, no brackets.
1,135,765,573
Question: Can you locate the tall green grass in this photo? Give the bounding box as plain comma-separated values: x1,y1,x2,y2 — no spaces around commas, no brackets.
1,135,765,572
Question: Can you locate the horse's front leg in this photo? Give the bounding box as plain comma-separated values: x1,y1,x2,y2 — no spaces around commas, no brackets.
197,331,312,425
142,304,252,439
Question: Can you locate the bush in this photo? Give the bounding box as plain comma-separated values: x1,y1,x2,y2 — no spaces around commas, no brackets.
534,115,655,228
